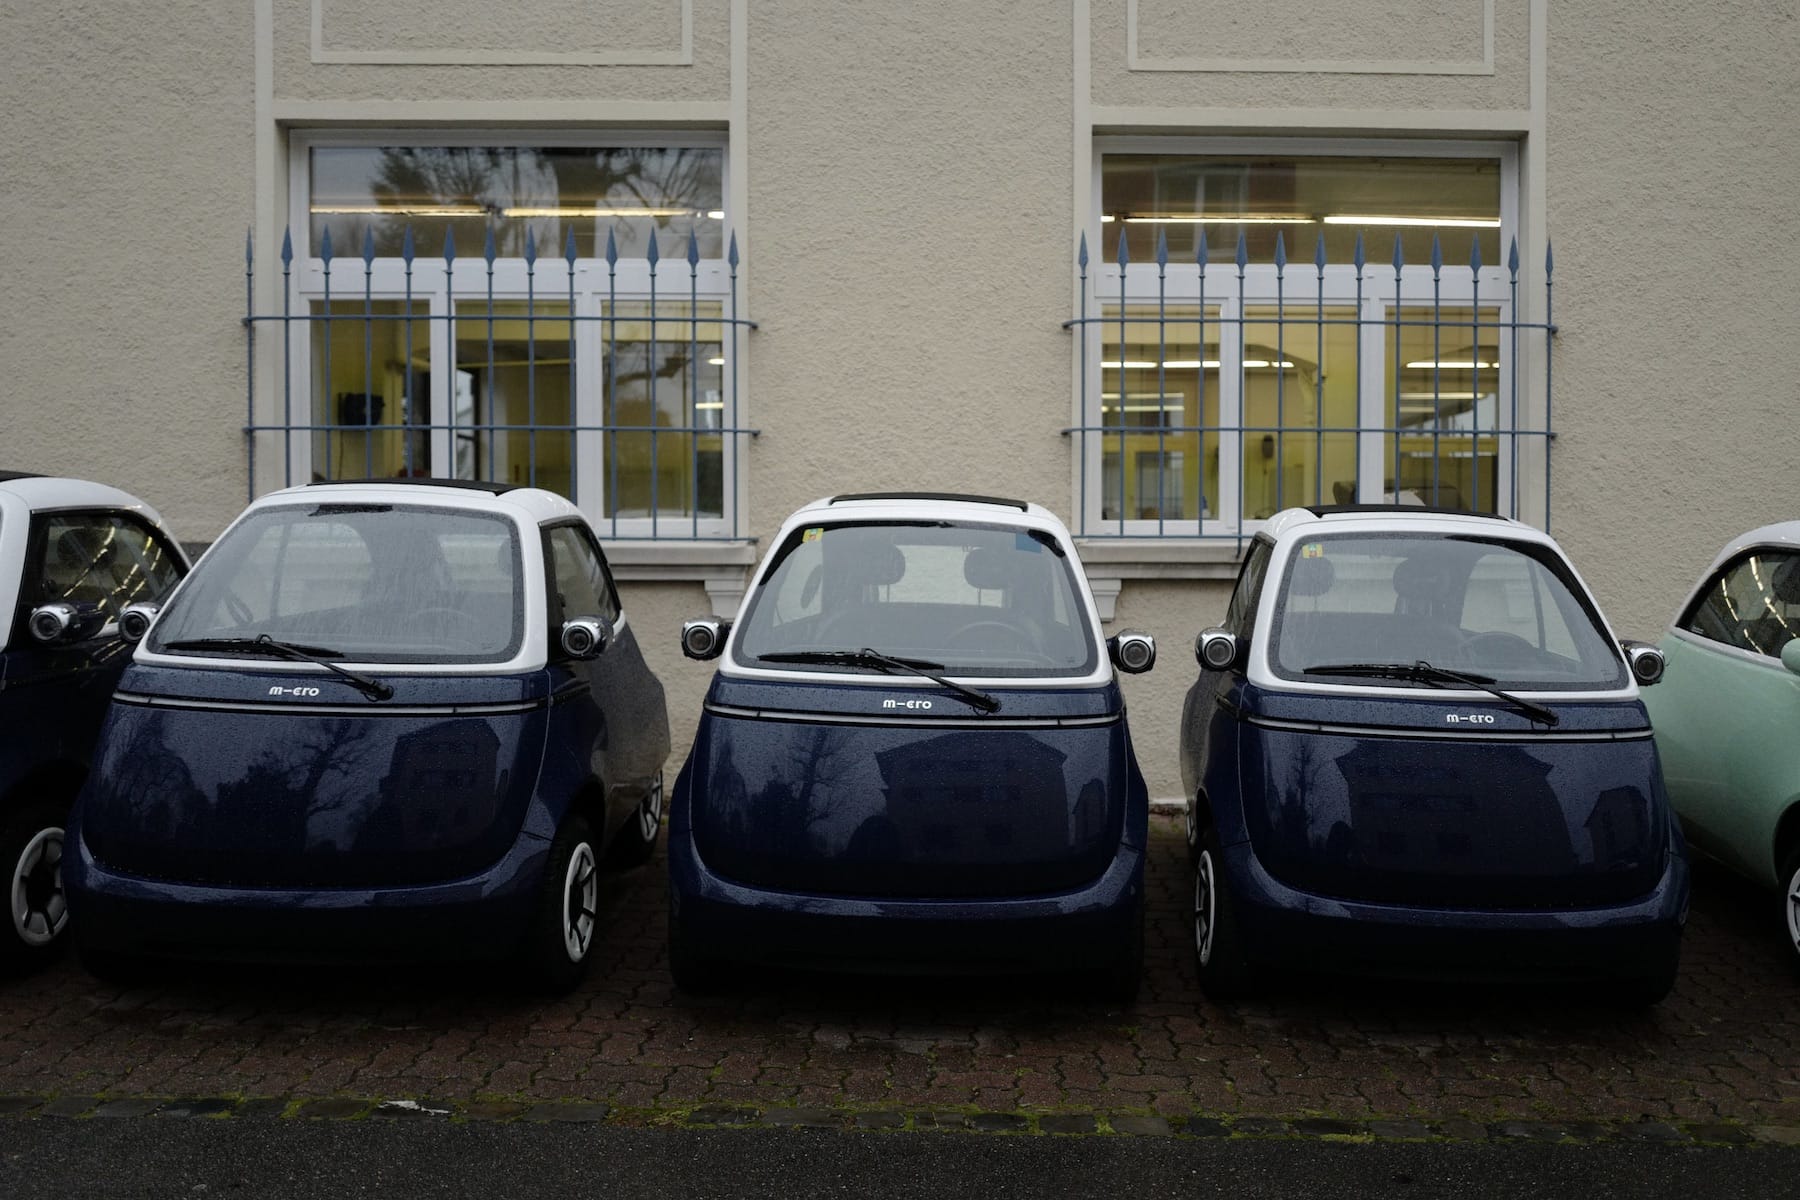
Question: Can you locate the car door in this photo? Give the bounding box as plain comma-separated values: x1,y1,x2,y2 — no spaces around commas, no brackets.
541,521,669,840
1181,536,1272,843
1654,546,1800,887
3,509,188,776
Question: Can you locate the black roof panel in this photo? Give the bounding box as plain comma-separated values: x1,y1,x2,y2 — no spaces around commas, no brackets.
305,478,522,495
1305,503,1506,521
828,491,1029,511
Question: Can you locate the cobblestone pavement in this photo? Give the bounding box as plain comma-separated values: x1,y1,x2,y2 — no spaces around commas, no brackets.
1,816,1795,1137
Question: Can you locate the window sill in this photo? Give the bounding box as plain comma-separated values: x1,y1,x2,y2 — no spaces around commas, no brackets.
602,540,760,617
1074,539,1245,621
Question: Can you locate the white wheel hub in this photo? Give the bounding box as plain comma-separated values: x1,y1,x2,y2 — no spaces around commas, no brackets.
1785,861,1800,958
561,842,597,963
11,826,67,948
638,773,664,842
1194,850,1216,967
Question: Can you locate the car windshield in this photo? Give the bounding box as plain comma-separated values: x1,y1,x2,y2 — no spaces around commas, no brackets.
732,520,1099,678
1268,533,1627,691
148,502,523,665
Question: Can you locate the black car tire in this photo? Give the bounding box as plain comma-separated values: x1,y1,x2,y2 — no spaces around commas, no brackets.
668,906,723,995
1,802,70,975
1193,823,1258,1004
1781,846,1800,974
1184,795,1203,866
520,814,599,994
607,773,664,870
73,930,154,986
1089,891,1145,1004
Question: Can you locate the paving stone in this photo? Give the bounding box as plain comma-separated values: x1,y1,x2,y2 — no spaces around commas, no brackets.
154,1098,237,1118
1366,1119,1433,1140
372,1099,455,1118
523,1102,608,1123
0,1097,42,1117
761,1108,840,1128
685,1105,758,1126
460,1100,532,1121
968,1112,1028,1133
1110,1116,1173,1136
1432,1119,1490,1142
235,1099,292,1120
293,1098,369,1120
1613,1122,1689,1144
91,1099,162,1119
1490,1121,1571,1142
39,1097,100,1118
1040,1114,1097,1134
1291,1117,1364,1138
1230,1117,1291,1137
1750,1126,1800,1146
911,1112,969,1130
1184,1117,1232,1138
854,1111,906,1129
1687,1124,1755,1145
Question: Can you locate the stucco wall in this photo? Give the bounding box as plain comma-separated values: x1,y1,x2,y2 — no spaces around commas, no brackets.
4,0,1798,805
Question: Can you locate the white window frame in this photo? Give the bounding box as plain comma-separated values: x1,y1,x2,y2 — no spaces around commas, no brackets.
285,130,737,540
1085,137,1522,538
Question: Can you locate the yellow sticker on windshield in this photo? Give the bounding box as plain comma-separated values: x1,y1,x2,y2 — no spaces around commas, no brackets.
802,527,823,543
1301,542,1324,558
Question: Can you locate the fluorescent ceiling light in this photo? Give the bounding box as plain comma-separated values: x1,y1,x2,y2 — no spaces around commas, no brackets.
1101,404,1185,413
1122,215,1314,225
1405,360,1495,370
1323,215,1501,228
1102,358,1292,369
707,357,726,366
502,206,703,218
705,210,725,219
311,205,488,217
695,401,724,410
1397,391,1479,401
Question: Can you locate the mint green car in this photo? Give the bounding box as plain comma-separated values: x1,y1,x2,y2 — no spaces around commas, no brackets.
1644,523,1800,968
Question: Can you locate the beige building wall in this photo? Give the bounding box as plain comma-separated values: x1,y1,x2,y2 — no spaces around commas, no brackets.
3,1,1797,799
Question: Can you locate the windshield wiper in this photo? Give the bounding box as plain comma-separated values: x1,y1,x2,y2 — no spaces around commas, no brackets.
1302,660,1558,726
756,648,1002,714
160,635,394,702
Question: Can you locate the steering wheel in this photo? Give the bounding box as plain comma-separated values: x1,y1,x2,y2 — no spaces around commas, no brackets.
223,590,255,624
1459,630,1541,667
408,606,484,640
943,620,1057,664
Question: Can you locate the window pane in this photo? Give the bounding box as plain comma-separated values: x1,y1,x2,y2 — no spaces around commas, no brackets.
1240,305,1359,517
1381,306,1503,512
1685,552,1800,658
32,516,183,620
1099,304,1219,521
1101,155,1501,266
310,301,431,482
733,521,1099,679
311,146,724,261
547,525,618,624
150,505,523,665
1269,534,1626,690
601,302,725,521
452,301,574,497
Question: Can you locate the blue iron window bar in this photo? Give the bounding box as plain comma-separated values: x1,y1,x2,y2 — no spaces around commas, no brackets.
1063,227,1555,541
242,223,756,541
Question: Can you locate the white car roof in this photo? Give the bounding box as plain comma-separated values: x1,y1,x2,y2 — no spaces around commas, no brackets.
1260,504,1547,547
1670,521,1800,627
786,492,1070,536
0,473,163,517
251,480,583,525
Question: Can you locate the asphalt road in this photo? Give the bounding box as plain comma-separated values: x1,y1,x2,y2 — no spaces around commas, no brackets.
5,1122,1800,1200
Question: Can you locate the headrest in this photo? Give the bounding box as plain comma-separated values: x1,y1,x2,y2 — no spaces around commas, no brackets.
964,547,1032,591
1286,554,1335,598
1770,555,1800,604
836,542,906,588
1391,554,1455,606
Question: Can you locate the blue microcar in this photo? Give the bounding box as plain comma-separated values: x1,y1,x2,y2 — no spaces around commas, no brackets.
65,480,669,990
1178,506,1687,1004
0,472,189,972
668,493,1157,997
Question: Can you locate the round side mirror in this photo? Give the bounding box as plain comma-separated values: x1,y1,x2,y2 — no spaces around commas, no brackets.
1620,639,1665,687
28,602,106,645
681,618,728,661
561,617,606,660
119,602,160,644
1781,639,1800,677
1110,631,1156,674
1196,627,1239,672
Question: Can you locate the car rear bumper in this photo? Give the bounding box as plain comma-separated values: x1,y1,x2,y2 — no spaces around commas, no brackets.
1227,841,1689,982
64,826,550,964
669,828,1144,975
